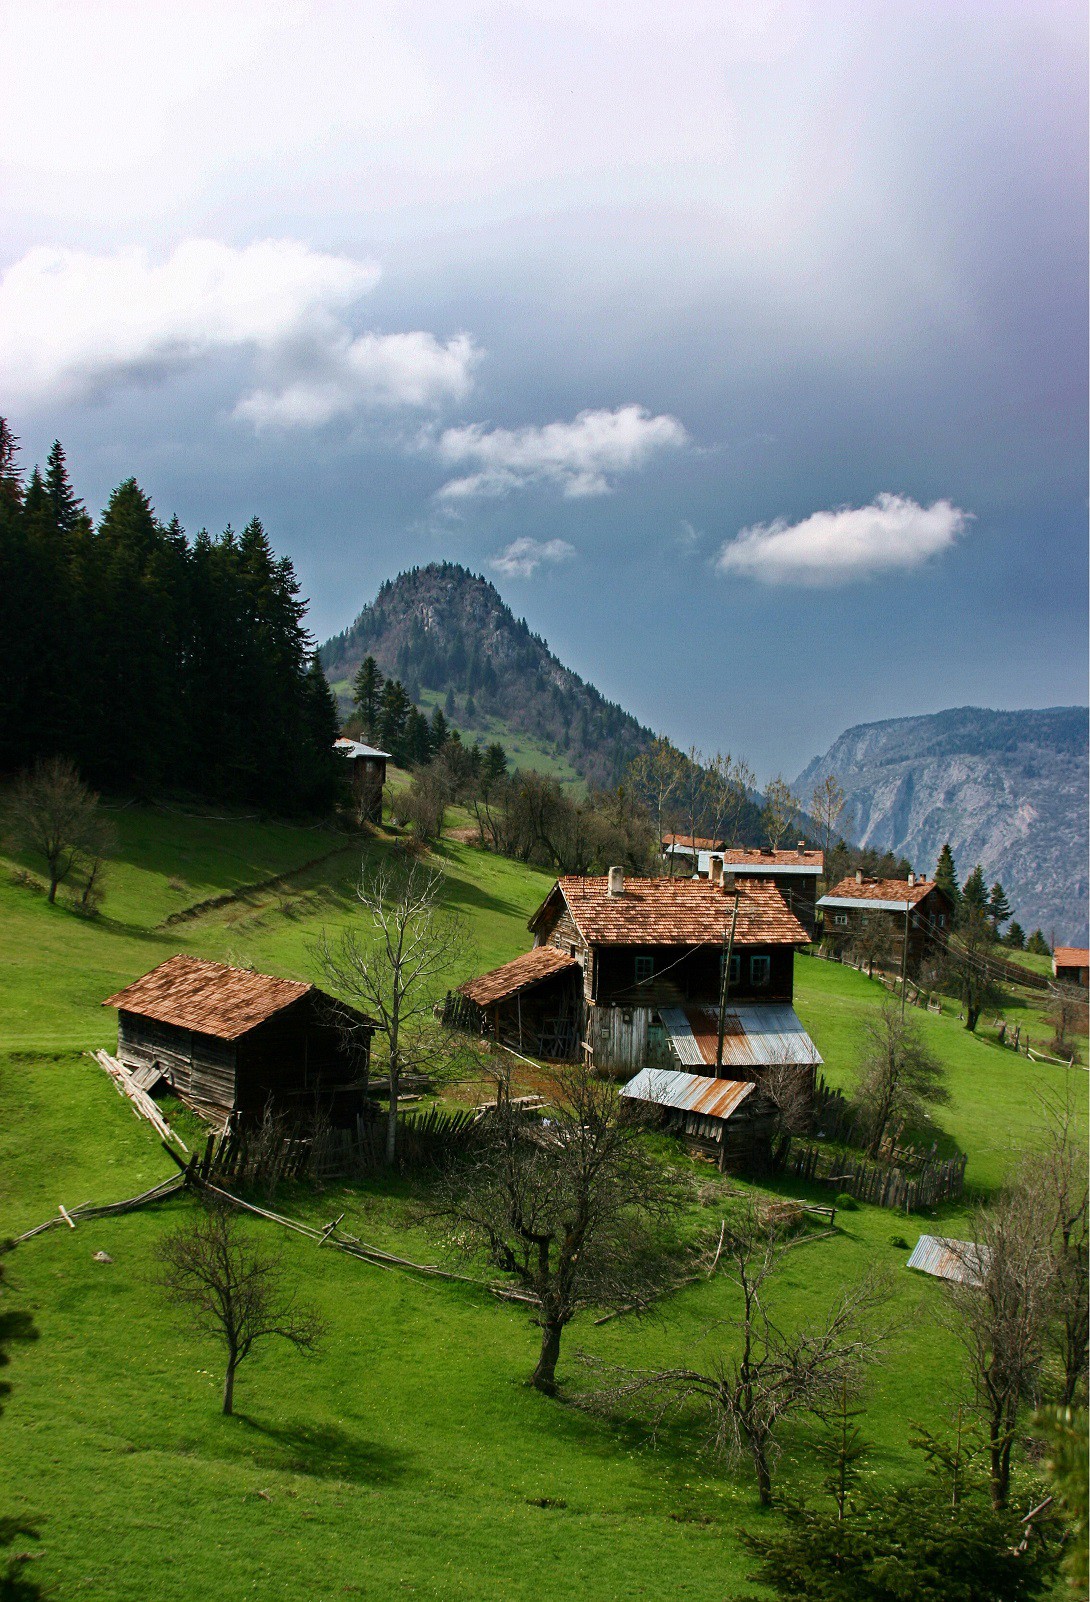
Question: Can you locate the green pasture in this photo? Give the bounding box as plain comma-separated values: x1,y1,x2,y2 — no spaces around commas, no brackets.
0,804,1081,1600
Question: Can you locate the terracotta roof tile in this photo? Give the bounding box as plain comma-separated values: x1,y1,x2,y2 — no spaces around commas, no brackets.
821,877,940,908
1054,947,1089,967
105,956,316,1040
458,947,579,1007
716,847,823,869
663,834,724,850
536,876,809,947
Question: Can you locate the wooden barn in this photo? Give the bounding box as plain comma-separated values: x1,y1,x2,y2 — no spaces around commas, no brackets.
621,1066,779,1171
104,956,374,1124
446,946,583,1059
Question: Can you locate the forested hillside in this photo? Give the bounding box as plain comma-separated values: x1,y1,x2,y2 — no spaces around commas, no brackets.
0,421,340,814
321,563,656,790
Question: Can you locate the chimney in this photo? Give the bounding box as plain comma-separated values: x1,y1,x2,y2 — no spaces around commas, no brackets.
607,865,625,897
797,840,806,852
856,869,864,884
709,856,724,888
908,871,915,887
723,870,736,894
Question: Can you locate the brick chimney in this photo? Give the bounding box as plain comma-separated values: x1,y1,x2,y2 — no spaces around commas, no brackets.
607,865,625,897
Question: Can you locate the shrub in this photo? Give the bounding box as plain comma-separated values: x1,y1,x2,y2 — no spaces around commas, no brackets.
835,1192,858,1211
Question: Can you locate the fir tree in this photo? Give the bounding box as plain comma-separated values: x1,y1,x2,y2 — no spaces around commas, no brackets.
935,841,960,904
353,656,383,742
987,882,1012,931
445,686,457,718
962,864,988,913
429,705,449,754
1026,929,1051,957
44,440,89,535
1005,921,1025,950
404,705,432,767
379,678,411,761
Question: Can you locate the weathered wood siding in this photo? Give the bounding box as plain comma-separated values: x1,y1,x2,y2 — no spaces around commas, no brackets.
591,944,795,1007
586,1003,650,1074
538,907,592,1000
117,1012,238,1113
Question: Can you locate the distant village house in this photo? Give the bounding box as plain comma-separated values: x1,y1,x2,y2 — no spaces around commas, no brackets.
334,737,390,824
663,839,824,938
104,955,374,1124
1053,946,1090,987
817,872,953,976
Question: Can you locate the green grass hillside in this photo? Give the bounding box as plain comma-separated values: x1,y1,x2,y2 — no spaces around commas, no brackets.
0,806,1081,1601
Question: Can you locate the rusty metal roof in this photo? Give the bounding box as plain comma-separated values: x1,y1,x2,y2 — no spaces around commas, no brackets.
622,1067,755,1122
105,956,332,1041
458,947,579,1007
658,1004,822,1070
531,876,809,948
906,1235,989,1287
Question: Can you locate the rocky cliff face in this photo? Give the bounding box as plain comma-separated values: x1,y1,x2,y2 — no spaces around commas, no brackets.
794,706,1088,943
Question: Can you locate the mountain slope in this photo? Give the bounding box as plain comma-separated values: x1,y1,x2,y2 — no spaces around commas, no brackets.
320,563,656,789
794,706,1089,942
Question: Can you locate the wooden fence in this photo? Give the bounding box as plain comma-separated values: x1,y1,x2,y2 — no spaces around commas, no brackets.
789,1141,967,1211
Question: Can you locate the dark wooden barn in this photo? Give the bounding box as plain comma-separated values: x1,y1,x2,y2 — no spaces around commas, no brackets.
334,737,390,824
104,955,374,1124
446,946,583,1060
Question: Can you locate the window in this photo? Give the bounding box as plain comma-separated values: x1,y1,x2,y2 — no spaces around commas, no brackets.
938,914,946,928
720,952,741,985
750,955,771,987
834,912,848,927
634,954,654,984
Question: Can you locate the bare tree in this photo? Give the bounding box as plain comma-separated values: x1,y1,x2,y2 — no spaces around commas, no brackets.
589,1203,885,1504
755,1049,817,1169
1022,1088,1089,1406
855,1000,949,1158
943,1184,1055,1508
155,1202,324,1415
627,737,687,868
433,1061,685,1394
810,773,849,873
315,859,468,1166
761,776,801,852
848,913,896,978
1046,984,1087,1062
6,756,114,905
703,752,756,851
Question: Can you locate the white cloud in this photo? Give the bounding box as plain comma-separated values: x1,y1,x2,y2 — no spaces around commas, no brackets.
489,537,575,579
435,405,688,499
0,239,480,425
715,493,971,585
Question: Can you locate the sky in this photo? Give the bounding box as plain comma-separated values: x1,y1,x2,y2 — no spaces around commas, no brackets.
1,0,1086,782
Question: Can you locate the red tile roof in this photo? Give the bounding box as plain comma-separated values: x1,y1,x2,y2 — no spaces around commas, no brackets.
532,876,809,947
1054,947,1089,968
821,876,940,908
717,847,823,869
105,955,326,1041
458,947,579,1007
663,834,724,851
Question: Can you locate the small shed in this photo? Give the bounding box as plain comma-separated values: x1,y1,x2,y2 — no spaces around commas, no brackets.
621,1066,774,1170
104,956,374,1124
334,738,390,824
448,947,583,1059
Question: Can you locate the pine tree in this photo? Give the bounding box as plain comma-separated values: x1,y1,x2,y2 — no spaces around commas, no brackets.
935,842,960,904
445,686,457,718
1026,929,1051,957
44,440,89,535
962,864,988,913
353,656,383,742
404,706,432,767
379,678,411,761
429,705,449,754
1005,921,1025,950
987,882,1011,932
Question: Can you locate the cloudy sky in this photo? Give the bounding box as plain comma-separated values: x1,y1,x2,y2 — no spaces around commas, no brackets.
2,0,1085,779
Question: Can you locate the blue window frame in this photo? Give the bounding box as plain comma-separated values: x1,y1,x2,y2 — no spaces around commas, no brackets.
750,954,771,987
720,952,741,986
634,954,654,984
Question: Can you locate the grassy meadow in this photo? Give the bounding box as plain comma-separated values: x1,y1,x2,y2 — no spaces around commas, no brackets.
0,803,1082,1600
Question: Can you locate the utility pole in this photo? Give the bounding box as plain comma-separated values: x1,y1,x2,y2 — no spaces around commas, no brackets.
715,875,741,1076
900,900,910,1019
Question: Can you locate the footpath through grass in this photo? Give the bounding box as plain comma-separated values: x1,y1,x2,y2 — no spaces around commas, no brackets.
0,805,1081,1600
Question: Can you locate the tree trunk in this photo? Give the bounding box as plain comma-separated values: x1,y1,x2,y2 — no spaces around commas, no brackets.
222,1358,237,1416
47,876,58,904
751,1437,773,1506
531,1320,564,1394
385,1095,398,1167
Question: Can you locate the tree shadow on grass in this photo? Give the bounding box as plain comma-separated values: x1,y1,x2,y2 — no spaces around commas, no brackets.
235,1414,415,1486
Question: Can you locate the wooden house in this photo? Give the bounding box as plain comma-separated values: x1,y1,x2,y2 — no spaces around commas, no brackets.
1052,947,1089,988
455,862,819,1077
621,1067,780,1171
816,873,953,977
334,737,390,824
662,841,823,938
104,956,374,1124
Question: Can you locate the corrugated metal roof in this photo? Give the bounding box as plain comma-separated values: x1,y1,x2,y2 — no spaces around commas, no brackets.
458,947,579,1006
334,738,391,759
907,1235,989,1287
658,1003,822,1070
622,1067,755,1122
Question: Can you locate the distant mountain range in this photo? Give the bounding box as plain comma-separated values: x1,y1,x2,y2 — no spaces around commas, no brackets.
320,563,656,790
794,707,1089,944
